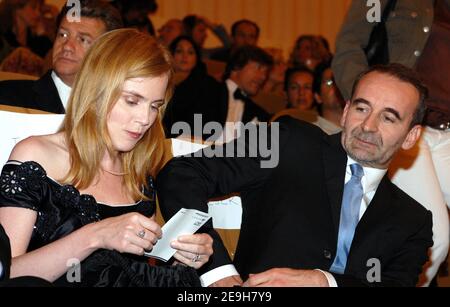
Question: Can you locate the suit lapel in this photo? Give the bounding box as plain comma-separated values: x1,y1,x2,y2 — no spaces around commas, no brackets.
351,175,394,250
32,71,65,114
322,133,347,234
242,97,270,123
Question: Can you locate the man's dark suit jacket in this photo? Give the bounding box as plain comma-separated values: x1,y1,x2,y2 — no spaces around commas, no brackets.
157,116,433,286
0,70,65,114
163,68,270,141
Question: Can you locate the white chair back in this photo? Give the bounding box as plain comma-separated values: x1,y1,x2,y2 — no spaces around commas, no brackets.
0,110,64,165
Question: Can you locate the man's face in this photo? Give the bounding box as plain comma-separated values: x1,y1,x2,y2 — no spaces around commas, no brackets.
233,23,258,48
52,17,107,86
230,61,269,96
341,72,422,169
192,23,207,47
158,19,183,46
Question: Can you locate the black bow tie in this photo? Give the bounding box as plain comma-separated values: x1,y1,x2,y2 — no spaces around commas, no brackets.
233,88,250,103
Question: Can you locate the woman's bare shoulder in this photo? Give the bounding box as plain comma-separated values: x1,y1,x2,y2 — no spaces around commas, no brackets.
8,133,68,174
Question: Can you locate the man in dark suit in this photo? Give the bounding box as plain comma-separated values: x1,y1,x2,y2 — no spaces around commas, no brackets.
210,19,260,63
157,64,433,287
204,45,273,142
0,0,123,114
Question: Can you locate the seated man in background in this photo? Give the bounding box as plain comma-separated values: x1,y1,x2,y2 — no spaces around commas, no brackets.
157,64,433,287
157,18,184,47
0,0,122,113
210,19,260,63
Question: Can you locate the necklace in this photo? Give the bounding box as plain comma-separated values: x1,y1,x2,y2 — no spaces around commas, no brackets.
101,168,128,176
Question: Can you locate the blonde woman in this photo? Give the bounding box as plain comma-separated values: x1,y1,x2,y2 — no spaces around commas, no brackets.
0,29,212,287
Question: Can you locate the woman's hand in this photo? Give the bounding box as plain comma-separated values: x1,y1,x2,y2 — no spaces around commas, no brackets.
91,213,162,255
170,233,213,269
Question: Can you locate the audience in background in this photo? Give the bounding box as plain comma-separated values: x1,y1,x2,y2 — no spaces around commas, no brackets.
0,0,123,113
1,46,44,76
272,65,341,135
112,0,158,35
284,66,315,111
260,47,287,97
216,45,273,142
0,0,53,60
182,14,231,59
289,35,332,72
312,60,344,133
157,18,184,47
211,19,260,63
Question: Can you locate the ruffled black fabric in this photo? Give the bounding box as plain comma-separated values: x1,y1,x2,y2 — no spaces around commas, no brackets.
0,161,200,287
55,250,200,287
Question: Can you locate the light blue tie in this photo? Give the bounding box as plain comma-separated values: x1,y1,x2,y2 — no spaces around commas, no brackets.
330,163,364,274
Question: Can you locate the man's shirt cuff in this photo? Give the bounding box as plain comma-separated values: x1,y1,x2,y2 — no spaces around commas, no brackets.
200,264,239,287
315,269,338,287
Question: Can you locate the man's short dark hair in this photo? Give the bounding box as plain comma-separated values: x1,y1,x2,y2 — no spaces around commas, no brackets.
223,45,273,80
231,19,260,39
182,15,202,38
56,0,123,32
351,64,428,127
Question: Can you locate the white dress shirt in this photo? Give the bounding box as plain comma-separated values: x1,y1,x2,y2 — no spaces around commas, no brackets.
225,79,245,124
320,156,387,287
51,71,71,110
216,79,246,143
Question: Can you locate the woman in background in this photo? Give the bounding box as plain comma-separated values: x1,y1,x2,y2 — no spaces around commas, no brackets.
163,35,226,140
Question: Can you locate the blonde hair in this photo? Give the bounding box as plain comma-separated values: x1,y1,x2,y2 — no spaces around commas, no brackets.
61,29,174,200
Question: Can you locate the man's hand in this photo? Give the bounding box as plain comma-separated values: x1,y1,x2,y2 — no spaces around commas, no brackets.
209,275,243,287
243,268,329,287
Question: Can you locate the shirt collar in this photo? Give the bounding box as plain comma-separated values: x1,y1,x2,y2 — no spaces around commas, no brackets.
51,71,72,110
226,79,239,95
346,156,387,194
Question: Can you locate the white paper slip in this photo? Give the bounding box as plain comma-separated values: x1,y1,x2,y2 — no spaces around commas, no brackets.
144,208,211,262
208,196,242,229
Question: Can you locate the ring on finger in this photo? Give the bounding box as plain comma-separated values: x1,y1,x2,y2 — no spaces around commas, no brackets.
137,229,146,238
192,253,200,263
